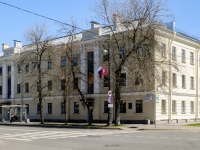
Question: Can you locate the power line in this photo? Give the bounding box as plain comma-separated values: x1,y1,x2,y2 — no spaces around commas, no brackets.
0,1,101,36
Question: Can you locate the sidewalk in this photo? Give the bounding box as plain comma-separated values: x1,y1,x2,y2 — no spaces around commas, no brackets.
0,121,200,130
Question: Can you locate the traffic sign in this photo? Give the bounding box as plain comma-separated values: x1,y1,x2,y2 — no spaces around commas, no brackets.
108,97,112,104
108,90,112,97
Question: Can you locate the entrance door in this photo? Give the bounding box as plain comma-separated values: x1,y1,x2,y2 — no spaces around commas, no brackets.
6,110,10,121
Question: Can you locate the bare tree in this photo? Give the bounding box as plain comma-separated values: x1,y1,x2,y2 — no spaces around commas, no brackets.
56,19,94,125
92,0,172,125
18,23,56,124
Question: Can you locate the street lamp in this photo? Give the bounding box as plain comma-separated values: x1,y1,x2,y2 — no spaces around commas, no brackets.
102,47,112,126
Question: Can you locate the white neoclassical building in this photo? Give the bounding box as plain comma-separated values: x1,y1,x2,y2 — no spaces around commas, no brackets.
0,21,200,124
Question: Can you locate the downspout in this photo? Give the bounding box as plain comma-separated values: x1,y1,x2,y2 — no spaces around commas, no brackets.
168,31,176,122
195,46,200,120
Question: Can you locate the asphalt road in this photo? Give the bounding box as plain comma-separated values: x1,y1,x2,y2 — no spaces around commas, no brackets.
0,126,200,150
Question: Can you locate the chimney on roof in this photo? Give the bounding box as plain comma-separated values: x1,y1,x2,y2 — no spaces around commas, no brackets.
113,14,121,31
91,21,100,29
14,40,22,48
2,43,9,51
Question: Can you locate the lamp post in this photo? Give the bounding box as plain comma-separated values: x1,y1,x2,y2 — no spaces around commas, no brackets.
102,47,112,126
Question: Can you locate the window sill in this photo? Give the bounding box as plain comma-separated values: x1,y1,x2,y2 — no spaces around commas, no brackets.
161,113,167,114
190,63,194,65
181,61,186,63
173,86,178,88
181,112,186,114
47,113,52,115
73,113,80,115
190,88,195,90
172,112,177,114
182,87,186,89
134,112,143,114
190,112,194,114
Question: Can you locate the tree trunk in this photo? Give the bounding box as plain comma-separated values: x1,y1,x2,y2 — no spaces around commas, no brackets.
39,98,44,124
87,106,92,126
115,101,120,125
114,69,121,125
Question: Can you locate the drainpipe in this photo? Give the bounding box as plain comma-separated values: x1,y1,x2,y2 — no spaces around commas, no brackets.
195,47,200,121
168,31,176,122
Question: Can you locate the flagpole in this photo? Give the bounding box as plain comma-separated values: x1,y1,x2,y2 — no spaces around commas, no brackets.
104,42,112,127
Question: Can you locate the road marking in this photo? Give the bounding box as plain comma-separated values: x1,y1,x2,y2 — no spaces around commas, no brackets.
174,138,182,139
189,139,196,141
161,137,168,139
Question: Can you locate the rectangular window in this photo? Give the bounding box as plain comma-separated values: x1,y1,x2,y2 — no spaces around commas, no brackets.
120,100,126,113
74,102,79,113
181,101,185,113
135,71,143,85
103,76,110,87
103,54,109,61
61,79,66,90
48,103,52,114
17,104,20,114
172,100,176,113
119,46,126,59
47,61,52,69
161,100,166,113
0,67,2,76
61,102,65,114
162,71,166,85
119,72,126,86
190,52,194,65
135,100,142,113
172,73,177,87
191,101,194,113
37,103,40,114
7,66,11,74
182,75,186,88
61,56,66,67
73,77,78,89
48,80,52,91
190,76,194,89
128,103,132,109
25,83,29,93
25,64,29,72
17,84,20,93
37,82,39,92
73,54,79,66
161,43,166,57
172,46,176,60
104,101,108,113
25,104,29,114
0,86,2,95
181,49,186,62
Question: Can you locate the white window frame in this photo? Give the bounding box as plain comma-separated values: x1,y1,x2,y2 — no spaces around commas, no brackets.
162,71,166,85
181,49,185,62
172,73,177,87
172,46,177,60
161,100,166,113
172,100,176,113
182,75,186,88
190,52,194,65
190,76,194,89
161,43,166,57
181,101,186,113
190,101,194,113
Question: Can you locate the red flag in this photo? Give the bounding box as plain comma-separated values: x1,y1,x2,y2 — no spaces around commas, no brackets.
102,66,108,76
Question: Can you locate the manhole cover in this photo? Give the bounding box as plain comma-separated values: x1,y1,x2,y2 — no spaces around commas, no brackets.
105,145,120,147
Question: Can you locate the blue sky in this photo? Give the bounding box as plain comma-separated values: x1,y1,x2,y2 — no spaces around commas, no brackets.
0,0,199,49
